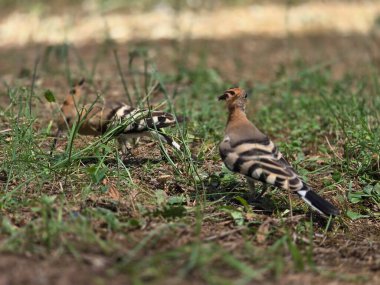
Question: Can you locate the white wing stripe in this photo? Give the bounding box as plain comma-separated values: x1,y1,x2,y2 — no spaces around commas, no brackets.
234,142,274,154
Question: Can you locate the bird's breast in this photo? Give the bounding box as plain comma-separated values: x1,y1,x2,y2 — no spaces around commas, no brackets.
219,135,238,171
223,152,240,171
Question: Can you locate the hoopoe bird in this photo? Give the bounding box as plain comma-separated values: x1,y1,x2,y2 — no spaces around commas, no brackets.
55,79,183,154
218,87,339,216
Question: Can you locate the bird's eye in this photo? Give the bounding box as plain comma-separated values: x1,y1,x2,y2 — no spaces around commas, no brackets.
244,93,248,99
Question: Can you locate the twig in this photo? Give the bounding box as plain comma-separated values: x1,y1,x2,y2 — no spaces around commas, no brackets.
270,214,305,224
0,128,11,134
205,227,245,241
325,136,343,161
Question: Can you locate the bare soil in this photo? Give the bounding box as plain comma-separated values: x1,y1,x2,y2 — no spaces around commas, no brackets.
1,27,380,285
1,32,380,91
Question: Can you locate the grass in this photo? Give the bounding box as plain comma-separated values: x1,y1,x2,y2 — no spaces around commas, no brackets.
1,31,380,285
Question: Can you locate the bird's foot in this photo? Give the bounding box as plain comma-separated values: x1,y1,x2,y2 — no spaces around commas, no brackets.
255,185,268,199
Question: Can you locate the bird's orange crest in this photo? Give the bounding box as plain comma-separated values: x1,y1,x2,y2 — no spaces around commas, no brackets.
218,87,247,101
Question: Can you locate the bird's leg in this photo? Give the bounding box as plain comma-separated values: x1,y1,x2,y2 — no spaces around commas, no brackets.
257,184,268,199
132,137,140,148
288,191,293,217
246,177,256,203
247,177,268,200
117,136,133,157
247,177,256,194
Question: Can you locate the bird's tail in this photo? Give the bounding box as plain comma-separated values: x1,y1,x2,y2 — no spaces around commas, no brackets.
297,188,339,216
145,112,184,151
153,131,181,151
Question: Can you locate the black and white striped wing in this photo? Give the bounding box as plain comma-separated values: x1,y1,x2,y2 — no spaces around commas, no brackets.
220,136,307,192
220,135,340,216
109,105,182,150
111,105,179,133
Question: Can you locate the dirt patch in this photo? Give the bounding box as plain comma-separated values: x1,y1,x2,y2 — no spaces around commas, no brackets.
1,33,380,93
1,9,380,285
0,219,378,285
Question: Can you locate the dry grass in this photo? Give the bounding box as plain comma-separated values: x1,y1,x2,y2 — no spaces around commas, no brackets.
0,1,380,284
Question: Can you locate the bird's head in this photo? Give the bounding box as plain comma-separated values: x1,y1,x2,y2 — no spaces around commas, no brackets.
57,78,85,130
60,78,85,108
218,87,248,111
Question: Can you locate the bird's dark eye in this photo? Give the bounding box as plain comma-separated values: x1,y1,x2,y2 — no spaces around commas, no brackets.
244,93,248,99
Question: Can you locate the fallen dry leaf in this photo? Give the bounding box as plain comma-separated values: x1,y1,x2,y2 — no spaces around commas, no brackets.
102,178,121,200
157,174,172,184
256,218,271,244
245,212,255,221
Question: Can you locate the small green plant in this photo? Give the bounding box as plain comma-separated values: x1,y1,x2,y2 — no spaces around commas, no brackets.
1,21,379,284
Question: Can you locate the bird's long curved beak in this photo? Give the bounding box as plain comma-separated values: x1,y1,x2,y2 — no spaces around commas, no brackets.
218,94,228,101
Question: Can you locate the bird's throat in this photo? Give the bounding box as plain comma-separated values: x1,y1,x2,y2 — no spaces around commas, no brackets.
227,106,247,124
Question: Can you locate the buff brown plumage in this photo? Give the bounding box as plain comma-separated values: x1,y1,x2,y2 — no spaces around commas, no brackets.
55,79,183,153
218,87,339,216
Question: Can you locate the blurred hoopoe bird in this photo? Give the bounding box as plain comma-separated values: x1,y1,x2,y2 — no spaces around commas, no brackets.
218,87,339,216
55,79,183,154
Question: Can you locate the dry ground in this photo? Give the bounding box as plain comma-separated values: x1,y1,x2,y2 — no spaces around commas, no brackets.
1,32,379,285
0,2,380,285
